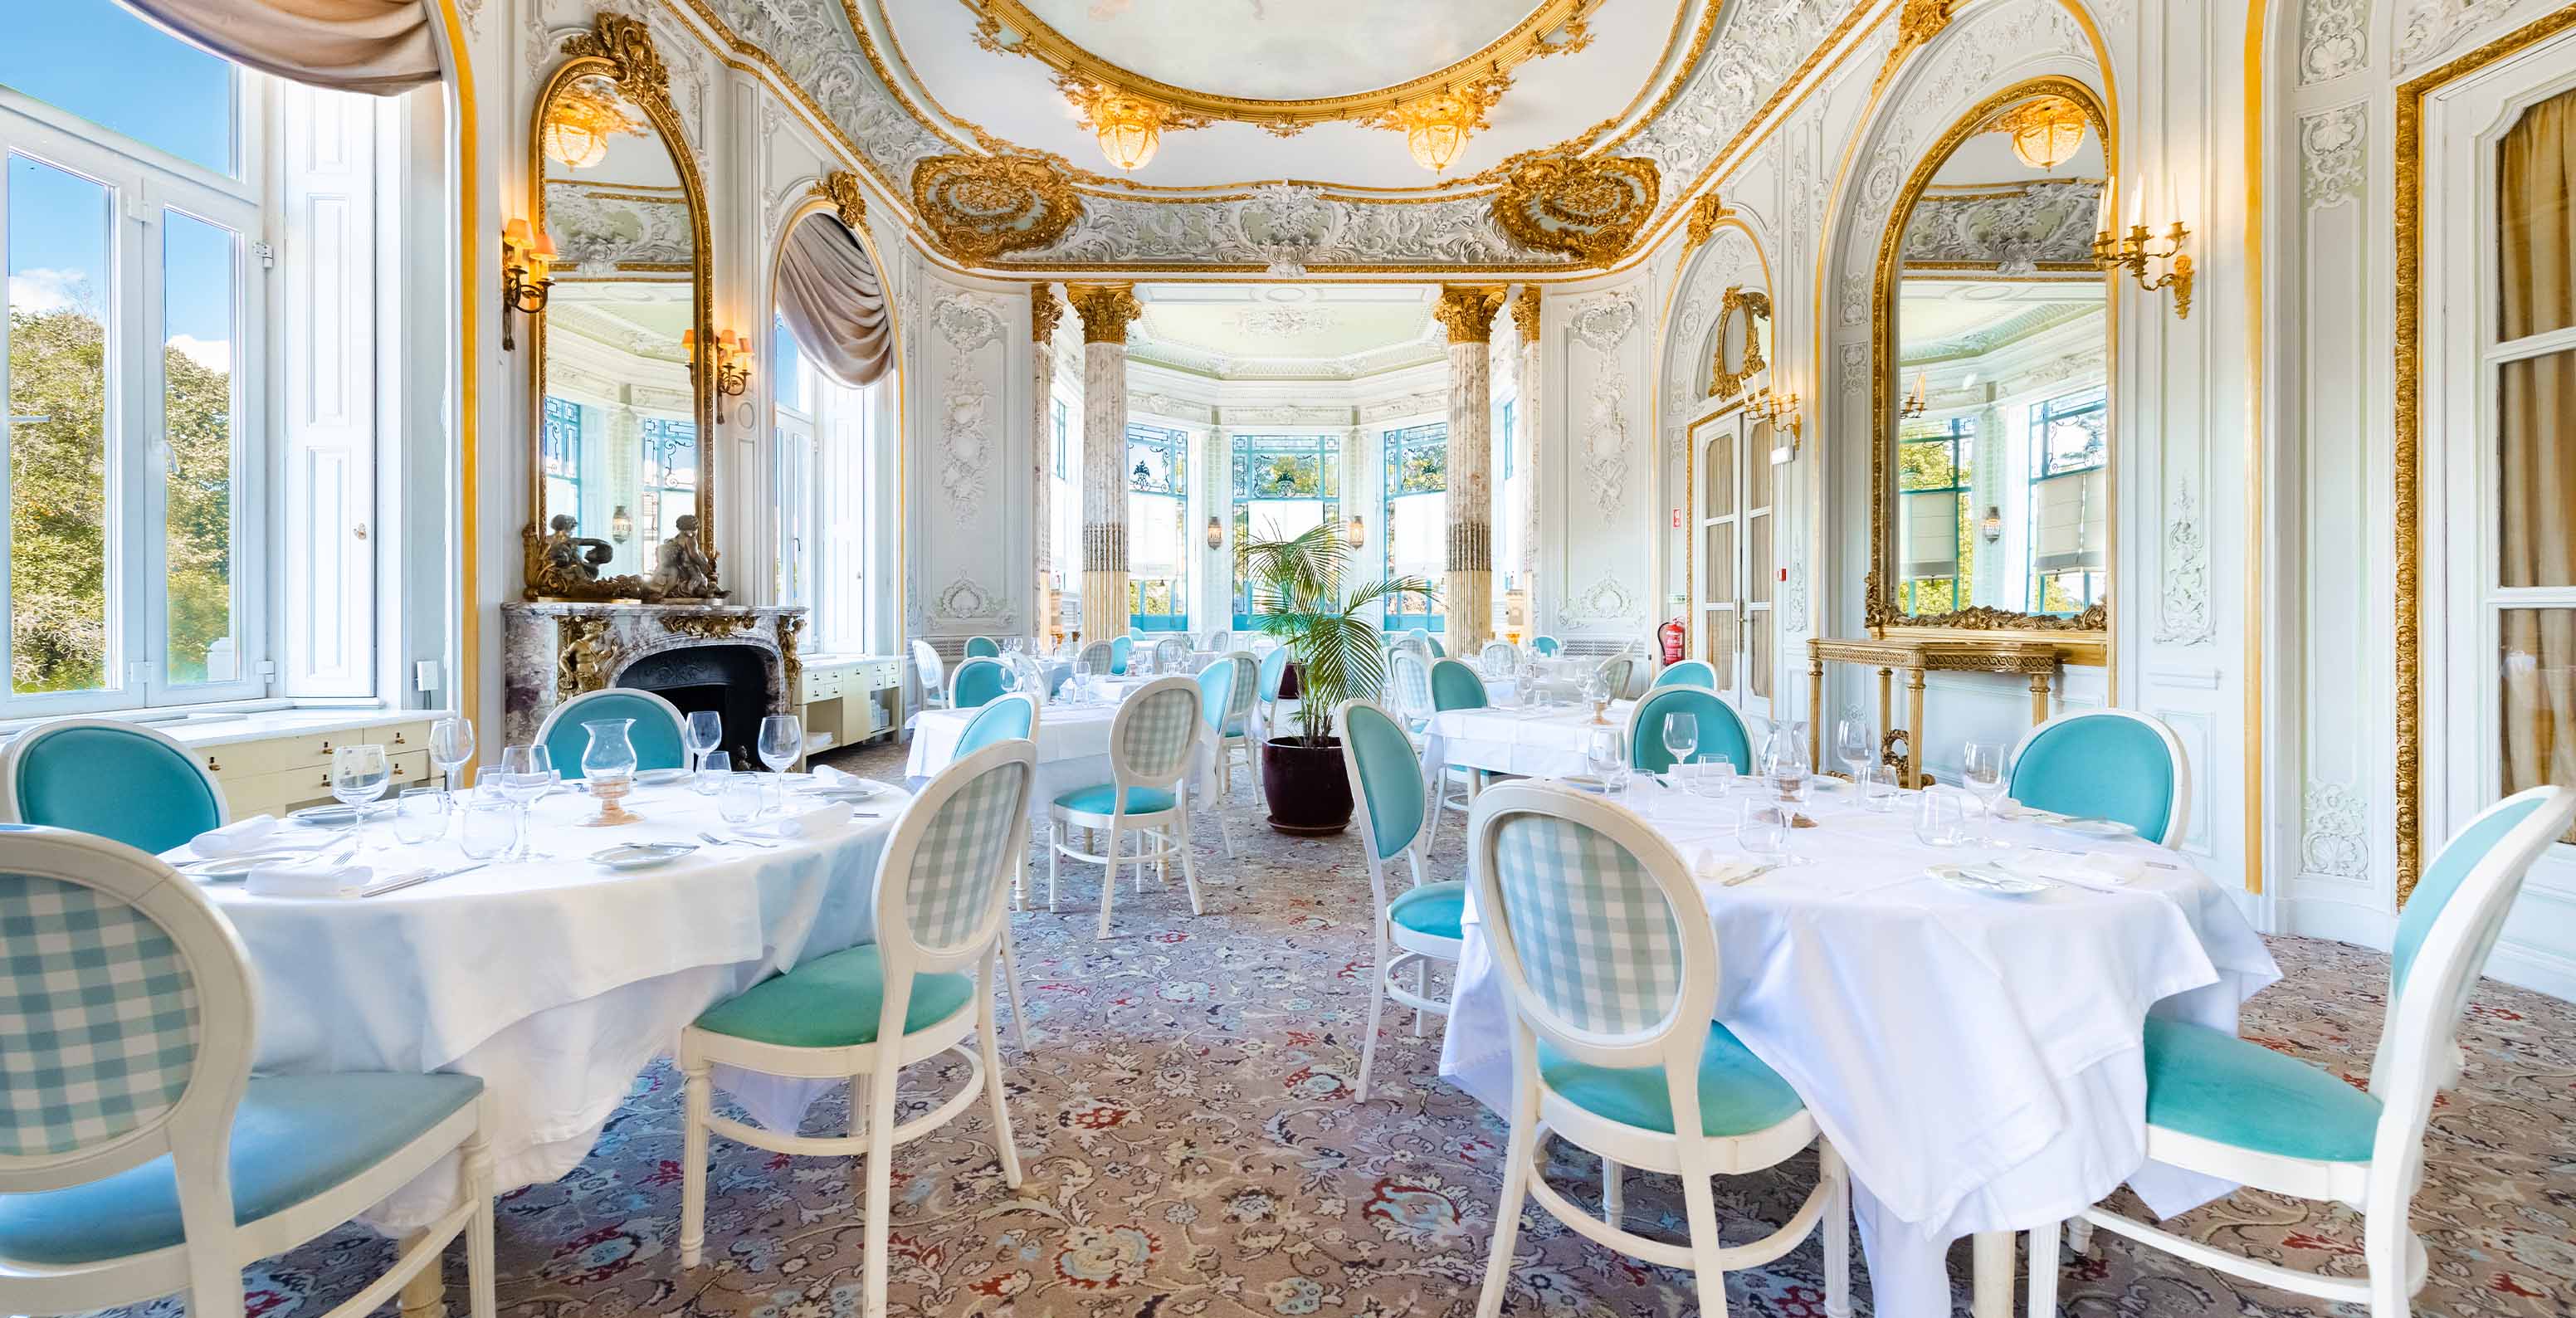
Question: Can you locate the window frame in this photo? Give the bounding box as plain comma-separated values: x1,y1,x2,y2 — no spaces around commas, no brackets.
1894,413,1973,617
1125,422,1189,632
1383,421,1447,632
1229,432,1340,628
2026,386,2107,614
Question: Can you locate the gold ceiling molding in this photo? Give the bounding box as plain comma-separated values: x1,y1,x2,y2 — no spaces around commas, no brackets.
1065,282,1144,344
1872,0,1956,95
1514,285,1541,345
1681,192,1734,250
911,154,1084,261
1030,283,1064,342
1491,150,1661,264
810,170,867,230
963,0,1600,132
1433,285,1510,344
564,13,671,111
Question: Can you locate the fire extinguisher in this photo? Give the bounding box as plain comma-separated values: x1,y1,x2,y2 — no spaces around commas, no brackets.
1658,611,1686,666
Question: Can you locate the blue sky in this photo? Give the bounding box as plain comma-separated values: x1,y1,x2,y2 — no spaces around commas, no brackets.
4,0,240,370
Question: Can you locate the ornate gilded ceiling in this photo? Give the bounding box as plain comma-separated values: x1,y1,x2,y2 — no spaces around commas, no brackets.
682,0,1877,272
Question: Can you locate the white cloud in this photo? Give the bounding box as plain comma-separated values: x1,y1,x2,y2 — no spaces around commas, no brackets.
167,334,232,375
7,267,98,316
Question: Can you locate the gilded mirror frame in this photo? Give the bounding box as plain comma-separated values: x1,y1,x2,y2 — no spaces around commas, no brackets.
522,13,720,602
1707,286,1770,401
1867,75,2111,658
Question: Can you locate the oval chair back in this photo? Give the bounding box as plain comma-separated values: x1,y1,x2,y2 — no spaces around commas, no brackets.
1203,629,1233,652
1153,637,1191,672
0,825,257,1245
1388,651,1437,729
1193,661,1237,747
1108,635,1134,676
1073,639,1115,676
873,740,1037,979
1220,652,1260,735
2006,709,2192,846
1112,676,1204,791
1624,686,1755,776
1466,782,1718,1070
1256,644,1295,731
0,719,226,853
1596,656,1639,700
1652,659,1718,690
1338,700,1427,866
956,693,1039,758
910,638,947,706
538,688,690,779
1002,655,1051,705
1479,640,1519,674
1530,635,1564,657
949,657,1008,710
1429,657,1488,712
963,636,1001,659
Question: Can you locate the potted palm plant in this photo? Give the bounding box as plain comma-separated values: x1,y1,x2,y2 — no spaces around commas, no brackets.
1237,521,1435,835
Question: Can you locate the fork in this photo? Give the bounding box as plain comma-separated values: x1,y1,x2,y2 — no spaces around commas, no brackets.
701,830,777,850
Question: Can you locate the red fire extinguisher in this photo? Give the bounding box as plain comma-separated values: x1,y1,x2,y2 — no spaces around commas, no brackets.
1658,612,1686,666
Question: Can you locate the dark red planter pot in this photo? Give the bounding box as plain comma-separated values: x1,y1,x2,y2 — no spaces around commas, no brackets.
1261,735,1351,836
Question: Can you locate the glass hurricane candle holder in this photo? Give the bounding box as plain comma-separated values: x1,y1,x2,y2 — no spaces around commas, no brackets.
579,717,642,827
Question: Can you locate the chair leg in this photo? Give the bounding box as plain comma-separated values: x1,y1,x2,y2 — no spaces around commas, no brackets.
1676,1140,1734,1318
2066,1218,2095,1257
1047,818,1062,914
1412,959,1429,1037
463,1112,497,1318
1425,774,1445,853
2364,1206,2414,1318
2027,1215,2060,1318
1357,930,1389,1104
979,956,1025,1188
860,1057,902,1318
1474,1085,1541,1318
1175,803,1207,916
1156,826,1169,888
1822,1140,1852,1318
680,1056,712,1268
1096,819,1122,939
999,928,1033,1051
1603,1156,1625,1229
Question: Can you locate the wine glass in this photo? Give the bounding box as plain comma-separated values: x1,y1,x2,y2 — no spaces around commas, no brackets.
329,744,393,829
1584,725,1631,797
1761,725,1810,805
1834,709,1873,782
758,714,803,813
1963,740,2011,845
496,744,554,861
684,710,723,776
429,715,474,795
1661,711,1699,777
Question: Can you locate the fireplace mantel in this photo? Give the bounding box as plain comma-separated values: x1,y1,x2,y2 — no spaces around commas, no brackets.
500,603,808,747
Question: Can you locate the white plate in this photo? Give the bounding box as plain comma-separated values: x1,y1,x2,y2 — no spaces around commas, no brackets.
2046,817,2139,840
635,767,691,785
589,842,696,870
800,779,886,801
1929,863,2050,896
288,803,390,827
179,853,285,881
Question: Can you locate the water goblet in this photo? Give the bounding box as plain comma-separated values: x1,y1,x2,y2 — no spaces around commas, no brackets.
1661,711,1699,778
1962,740,2010,845
758,714,804,813
330,744,393,829
393,787,449,845
496,744,554,861
684,710,723,776
429,715,474,795
1834,709,1874,782
1585,725,1632,797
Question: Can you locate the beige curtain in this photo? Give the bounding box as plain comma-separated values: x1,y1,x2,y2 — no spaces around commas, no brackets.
774,212,893,390
116,0,440,95
2497,89,2576,803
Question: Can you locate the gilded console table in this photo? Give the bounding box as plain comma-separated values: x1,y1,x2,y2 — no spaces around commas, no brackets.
1805,636,2063,787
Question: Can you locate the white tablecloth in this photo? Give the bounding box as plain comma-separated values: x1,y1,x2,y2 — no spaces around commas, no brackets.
1418,703,1635,781
196,778,911,1232
907,695,1220,811
1438,786,2277,1318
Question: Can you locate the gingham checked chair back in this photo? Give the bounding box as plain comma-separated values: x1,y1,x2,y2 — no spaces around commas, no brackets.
1479,640,1519,674
1115,678,1203,784
1075,639,1116,674
0,826,253,1187
1596,656,1637,700
1470,784,1713,1047
1204,630,1234,652
1390,652,1435,725
1153,637,1191,671
881,743,1036,964
1221,653,1259,730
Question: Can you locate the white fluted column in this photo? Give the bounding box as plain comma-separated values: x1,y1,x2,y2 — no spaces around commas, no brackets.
1031,284,1062,640
1434,285,1505,652
1067,283,1141,641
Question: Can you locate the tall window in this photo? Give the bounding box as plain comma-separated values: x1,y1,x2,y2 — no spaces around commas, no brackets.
3,2,268,707
1497,398,1525,594
2027,386,2105,613
1230,433,1339,627
1050,397,1076,594
1127,423,1188,632
1383,422,1447,631
1896,416,1974,614
772,311,880,654
772,315,812,608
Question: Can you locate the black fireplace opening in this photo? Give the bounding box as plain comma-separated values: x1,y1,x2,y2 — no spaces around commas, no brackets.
617,643,773,768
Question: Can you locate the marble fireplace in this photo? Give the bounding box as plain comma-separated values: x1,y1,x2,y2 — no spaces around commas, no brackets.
501,603,807,764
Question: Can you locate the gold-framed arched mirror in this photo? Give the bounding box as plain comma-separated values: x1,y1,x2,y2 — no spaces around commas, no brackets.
1708,286,1771,402
523,13,720,602
1871,77,2110,649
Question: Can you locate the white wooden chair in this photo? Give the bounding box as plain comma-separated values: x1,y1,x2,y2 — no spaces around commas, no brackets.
0,826,495,1318
679,740,1037,1318
1211,652,1262,810
1466,782,1850,1318
910,638,949,714
1045,676,1209,939
2030,784,2576,1317
1336,700,1464,1101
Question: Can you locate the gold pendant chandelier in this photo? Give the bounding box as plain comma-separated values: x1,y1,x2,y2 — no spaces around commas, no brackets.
541,77,643,170
1367,79,1509,174
1992,96,2088,171
1061,78,1208,173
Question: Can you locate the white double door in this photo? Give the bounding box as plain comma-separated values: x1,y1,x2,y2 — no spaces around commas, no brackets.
1691,407,1776,725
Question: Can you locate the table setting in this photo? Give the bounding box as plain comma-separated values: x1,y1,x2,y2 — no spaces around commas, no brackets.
1437,723,2278,1318
908,665,1222,809
157,717,915,1234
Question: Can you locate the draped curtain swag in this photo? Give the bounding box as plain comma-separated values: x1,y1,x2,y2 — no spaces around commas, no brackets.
117,0,442,94
2496,87,2576,821
775,212,894,390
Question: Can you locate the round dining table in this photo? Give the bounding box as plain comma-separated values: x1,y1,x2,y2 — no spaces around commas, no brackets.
183,774,913,1234
907,683,1221,813
1438,778,2277,1318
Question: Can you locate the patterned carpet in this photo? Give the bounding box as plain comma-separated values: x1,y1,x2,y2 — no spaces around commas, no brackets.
107,740,2576,1318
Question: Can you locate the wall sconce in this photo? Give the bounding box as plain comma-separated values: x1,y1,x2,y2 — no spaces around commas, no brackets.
1752,388,1803,452
1204,515,1223,549
1345,515,1367,549
609,504,634,544
500,218,555,352
1900,374,1928,419
1980,505,2003,543
2093,216,2194,320
684,330,754,397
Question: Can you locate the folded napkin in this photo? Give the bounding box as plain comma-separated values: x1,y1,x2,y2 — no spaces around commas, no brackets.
756,801,852,839
1691,848,1768,886
182,815,336,861
246,854,377,898
809,764,878,793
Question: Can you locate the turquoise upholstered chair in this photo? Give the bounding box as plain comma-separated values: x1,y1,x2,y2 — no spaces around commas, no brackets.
1423,658,1490,848
2006,709,2191,845
1335,699,1465,1102
1192,661,1242,858
1046,676,1208,940
1109,635,1134,676
1465,783,1849,1318
0,826,496,1318
537,688,689,780
0,719,224,854
963,636,1002,658
1624,686,1755,777
2030,784,2576,1318
956,692,1037,757
1210,652,1262,812
1529,635,1564,657
949,657,1007,710
1256,644,1295,740
1652,659,1719,690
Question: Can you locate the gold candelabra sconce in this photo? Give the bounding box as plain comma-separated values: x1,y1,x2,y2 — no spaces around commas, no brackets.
1752,388,1803,460
2092,219,2193,320
685,329,753,397
1900,373,1929,419
499,219,556,352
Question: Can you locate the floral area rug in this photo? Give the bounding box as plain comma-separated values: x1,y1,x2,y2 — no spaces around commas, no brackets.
95,739,2576,1318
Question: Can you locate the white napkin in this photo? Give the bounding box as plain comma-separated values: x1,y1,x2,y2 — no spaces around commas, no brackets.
810,764,863,790
182,815,335,861
755,801,852,839
246,854,377,898
1692,847,1767,886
